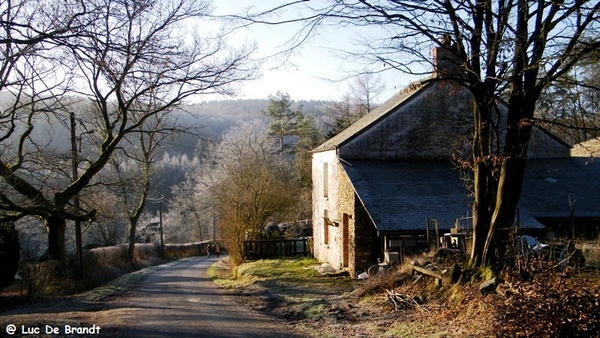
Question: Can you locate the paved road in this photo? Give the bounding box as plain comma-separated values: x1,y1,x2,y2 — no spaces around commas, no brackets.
97,257,301,337
1,257,303,338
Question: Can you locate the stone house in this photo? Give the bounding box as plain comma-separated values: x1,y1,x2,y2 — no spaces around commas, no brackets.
311,50,600,277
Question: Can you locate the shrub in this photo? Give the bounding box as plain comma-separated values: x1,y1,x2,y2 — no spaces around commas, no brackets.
19,241,207,295
0,222,20,287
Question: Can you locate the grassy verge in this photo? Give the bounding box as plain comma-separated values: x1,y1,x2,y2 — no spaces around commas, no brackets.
209,257,351,288
209,257,355,320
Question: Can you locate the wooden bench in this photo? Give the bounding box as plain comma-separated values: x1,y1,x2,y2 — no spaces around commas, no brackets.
412,263,462,286
411,265,443,286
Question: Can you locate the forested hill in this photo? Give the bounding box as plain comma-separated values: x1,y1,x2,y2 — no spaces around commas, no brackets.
159,98,332,157
188,98,331,137
0,94,332,209
151,98,333,205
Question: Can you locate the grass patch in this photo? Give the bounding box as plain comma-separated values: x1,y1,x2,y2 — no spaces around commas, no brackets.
236,258,319,280
210,257,350,289
303,301,326,318
209,257,356,321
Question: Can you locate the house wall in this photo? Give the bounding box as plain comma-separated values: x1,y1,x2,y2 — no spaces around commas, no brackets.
312,149,378,277
353,196,379,275
528,128,571,158
312,150,344,270
336,164,358,275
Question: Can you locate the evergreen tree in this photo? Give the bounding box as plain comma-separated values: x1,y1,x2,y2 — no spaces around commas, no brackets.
263,92,305,155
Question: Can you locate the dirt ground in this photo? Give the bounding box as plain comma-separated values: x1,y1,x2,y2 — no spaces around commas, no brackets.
231,270,500,337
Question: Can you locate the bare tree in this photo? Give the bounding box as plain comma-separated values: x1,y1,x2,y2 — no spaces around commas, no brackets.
536,53,600,144
350,73,385,116
107,112,181,262
324,74,385,138
167,167,210,244
202,121,297,264
241,1,600,268
0,0,256,272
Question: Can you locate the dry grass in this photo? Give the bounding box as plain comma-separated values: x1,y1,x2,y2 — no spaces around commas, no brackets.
214,250,600,337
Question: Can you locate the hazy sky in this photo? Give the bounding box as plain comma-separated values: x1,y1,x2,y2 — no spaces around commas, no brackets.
209,1,421,104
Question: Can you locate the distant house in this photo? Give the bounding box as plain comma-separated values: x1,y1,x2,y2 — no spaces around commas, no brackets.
311,48,600,277
571,137,600,157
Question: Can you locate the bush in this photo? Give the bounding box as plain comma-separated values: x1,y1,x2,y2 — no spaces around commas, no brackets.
164,242,208,259
20,241,208,295
0,222,20,287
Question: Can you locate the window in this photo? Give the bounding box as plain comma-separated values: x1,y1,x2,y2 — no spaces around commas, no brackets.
323,162,329,198
323,209,329,244
342,213,349,267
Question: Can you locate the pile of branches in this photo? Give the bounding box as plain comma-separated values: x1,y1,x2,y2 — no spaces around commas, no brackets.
496,270,600,337
386,289,429,312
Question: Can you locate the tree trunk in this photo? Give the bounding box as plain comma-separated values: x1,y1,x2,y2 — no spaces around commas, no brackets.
46,213,67,274
0,222,20,287
483,91,533,267
471,159,494,266
127,197,148,263
127,219,137,263
470,98,496,267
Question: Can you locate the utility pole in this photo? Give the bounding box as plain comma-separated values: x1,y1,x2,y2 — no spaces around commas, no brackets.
159,199,165,257
70,113,83,279
213,213,216,242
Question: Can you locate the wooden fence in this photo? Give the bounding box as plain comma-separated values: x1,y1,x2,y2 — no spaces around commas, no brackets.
243,238,311,259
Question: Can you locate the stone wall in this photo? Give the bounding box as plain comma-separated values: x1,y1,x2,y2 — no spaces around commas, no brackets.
312,150,343,269
336,164,359,276
571,137,600,157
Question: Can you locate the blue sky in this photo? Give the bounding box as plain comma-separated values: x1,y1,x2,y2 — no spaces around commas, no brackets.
209,1,420,104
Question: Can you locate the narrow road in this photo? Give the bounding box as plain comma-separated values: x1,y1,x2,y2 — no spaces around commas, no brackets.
98,257,301,337
1,257,303,338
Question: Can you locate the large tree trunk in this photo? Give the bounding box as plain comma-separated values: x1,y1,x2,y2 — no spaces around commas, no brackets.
471,160,494,266
46,213,67,274
127,199,148,263
483,87,534,267
470,99,496,266
482,156,527,267
127,178,150,263
0,222,20,287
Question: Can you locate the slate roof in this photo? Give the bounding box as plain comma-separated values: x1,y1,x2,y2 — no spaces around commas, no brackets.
341,158,600,234
341,159,473,233
520,157,600,219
